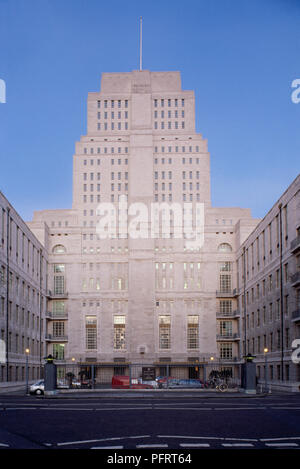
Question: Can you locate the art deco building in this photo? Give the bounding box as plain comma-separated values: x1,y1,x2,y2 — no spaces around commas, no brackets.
27,70,259,381
1,69,299,390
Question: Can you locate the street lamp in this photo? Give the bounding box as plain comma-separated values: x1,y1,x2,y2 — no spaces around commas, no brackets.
264,348,269,394
25,348,30,395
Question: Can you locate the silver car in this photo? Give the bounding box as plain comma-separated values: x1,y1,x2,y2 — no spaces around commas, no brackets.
29,379,45,395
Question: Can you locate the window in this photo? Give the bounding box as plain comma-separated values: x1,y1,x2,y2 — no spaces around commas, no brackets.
219,274,231,293
187,316,199,349
53,301,65,318
218,243,232,252
114,316,126,350
159,315,171,349
219,321,232,337
52,245,66,254
219,300,232,315
220,343,233,359
54,264,65,295
86,316,97,350
53,321,65,338
53,343,65,360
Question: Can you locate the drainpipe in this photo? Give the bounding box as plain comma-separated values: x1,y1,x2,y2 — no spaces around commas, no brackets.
6,207,10,382
278,203,284,381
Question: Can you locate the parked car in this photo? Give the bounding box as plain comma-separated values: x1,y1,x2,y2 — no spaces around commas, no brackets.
29,380,45,395
156,377,204,389
112,375,154,389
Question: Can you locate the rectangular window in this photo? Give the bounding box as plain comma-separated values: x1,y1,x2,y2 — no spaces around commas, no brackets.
219,321,232,337
114,316,126,350
54,276,64,295
53,321,65,338
159,315,171,349
220,343,233,359
86,316,97,350
219,274,231,293
53,343,65,360
219,300,232,314
187,315,199,349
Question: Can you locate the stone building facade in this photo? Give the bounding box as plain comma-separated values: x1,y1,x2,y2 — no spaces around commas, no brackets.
0,191,48,384
236,174,300,391
1,69,299,390
27,70,260,383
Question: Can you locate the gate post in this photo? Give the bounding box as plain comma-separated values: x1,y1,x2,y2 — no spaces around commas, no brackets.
241,354,257,394
44,354,58,397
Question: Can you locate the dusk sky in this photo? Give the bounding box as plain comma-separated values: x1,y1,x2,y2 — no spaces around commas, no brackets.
0,0,299,221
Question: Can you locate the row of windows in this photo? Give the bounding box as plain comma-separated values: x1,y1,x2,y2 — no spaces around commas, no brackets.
154,98,185,108
242,263,290,306
154,171,201,179
0,298,43,331
97,122,129,131
154,183,201,190
154,194,201,202
82,314,198,351
81,145,201,156
97,111,128,120
0,268,45,307
0,330,42,355
155,146,200,153
246,328,291,354
83,147,129,155
239,204,289,280
154,110,185,119
154,121,185,130
0,209,46,279
97,100,128,109
245,297,290,327
83,159,129,167
155,157,201,165
83,172,129,181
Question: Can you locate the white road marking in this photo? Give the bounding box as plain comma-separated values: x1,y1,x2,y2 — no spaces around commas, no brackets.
57,435,150,447
224,437,258,441
91,446,124,449
216,407,266,410
222,443,254,447
154,407,212,410
0,443,9,447
180,443,210,447
270,407,300,410
157,435,222,440
265,443,298,447
260,437,300,441
136,444,168,448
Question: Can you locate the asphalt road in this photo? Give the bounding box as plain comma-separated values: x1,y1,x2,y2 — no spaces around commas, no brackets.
0,392,300,452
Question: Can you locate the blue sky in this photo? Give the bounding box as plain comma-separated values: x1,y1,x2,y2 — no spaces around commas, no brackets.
0,0,299,221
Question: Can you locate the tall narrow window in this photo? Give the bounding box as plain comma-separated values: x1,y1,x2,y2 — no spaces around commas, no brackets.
187,316,199,349
114,316,126,350
159,315,171,349
86,316,97,350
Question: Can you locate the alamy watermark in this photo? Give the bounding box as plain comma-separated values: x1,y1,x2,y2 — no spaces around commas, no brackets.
291,339,300,364
291,79,300,103
0,79,6,103
95,197,205,250
0,339,5,363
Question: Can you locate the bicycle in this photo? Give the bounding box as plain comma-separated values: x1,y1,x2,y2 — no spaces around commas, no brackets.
205,378,228,392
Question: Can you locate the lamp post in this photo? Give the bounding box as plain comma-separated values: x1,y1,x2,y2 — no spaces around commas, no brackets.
264,348,269,394
25,348,30,395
